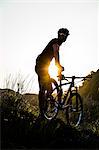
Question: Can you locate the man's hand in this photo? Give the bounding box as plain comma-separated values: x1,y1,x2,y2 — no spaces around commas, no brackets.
58,65,64,74
57,65,64,80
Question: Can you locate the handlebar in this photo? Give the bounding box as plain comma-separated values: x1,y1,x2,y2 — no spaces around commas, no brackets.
57,74,92,81
57,66,92,81
65,75,92,79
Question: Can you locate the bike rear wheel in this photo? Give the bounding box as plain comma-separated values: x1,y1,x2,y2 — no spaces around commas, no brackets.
66,93,83,127
43,78,59,120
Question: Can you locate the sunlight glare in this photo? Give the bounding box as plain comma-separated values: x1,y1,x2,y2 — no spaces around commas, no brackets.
48,59,58,78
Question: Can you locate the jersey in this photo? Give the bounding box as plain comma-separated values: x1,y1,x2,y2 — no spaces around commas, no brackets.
35,38,60,70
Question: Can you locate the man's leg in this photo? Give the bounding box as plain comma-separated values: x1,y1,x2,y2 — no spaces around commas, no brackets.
45,74,53,97
38,70,53,116
38,76,45,117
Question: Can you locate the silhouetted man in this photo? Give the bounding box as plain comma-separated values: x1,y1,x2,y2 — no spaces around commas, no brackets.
35,28,70,117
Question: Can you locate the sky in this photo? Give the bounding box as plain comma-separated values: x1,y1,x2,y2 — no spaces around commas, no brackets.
0,0,99,93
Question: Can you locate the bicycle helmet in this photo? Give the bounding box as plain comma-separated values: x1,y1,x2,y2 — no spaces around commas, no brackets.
58,28,70,36
58,28,70,42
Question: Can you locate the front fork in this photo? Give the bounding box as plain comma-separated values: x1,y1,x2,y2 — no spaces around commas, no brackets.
75,87,78,111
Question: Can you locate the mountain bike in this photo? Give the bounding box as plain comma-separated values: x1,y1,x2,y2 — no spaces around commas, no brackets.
43,74,91,127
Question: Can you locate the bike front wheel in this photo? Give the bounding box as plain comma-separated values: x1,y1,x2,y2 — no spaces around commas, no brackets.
66,93,83,127
43,78,59,120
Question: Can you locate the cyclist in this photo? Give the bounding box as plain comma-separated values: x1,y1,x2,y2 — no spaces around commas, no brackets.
35,28,70,117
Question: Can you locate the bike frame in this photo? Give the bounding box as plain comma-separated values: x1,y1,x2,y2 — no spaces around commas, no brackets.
57,76,77,108
55,75,92,108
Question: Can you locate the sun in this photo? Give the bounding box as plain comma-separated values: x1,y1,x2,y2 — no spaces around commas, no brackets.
48,59,58,78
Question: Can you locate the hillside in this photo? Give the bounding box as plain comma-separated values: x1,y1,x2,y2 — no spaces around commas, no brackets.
79,69,99,101
79,69,99,131
0,69,99,149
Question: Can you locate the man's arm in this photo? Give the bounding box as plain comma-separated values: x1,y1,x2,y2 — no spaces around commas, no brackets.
53,44,64,74
53,43,61,67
